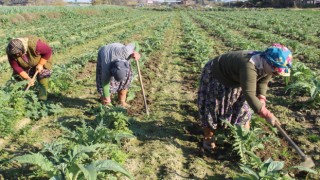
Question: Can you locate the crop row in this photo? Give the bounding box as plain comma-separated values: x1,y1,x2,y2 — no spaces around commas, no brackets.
198,11,320,65
0,8,154,57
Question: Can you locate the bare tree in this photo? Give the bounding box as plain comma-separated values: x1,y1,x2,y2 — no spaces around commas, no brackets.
248,0,303,7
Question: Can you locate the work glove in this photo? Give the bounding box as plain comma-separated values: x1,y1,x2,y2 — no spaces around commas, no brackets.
259,106,280,126
258,95,267,107
265,113,279,126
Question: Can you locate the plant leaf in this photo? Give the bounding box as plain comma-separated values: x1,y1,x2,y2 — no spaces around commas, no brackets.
13,153,55,172
245,151,262,166
49,176,63,180
234,176,256,180
239,165,259,179
71,144,104,161
78,163,97,180
94,159,134,179
267,161,284,172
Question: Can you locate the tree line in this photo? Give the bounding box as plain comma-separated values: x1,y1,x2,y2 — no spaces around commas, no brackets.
248,0,320,8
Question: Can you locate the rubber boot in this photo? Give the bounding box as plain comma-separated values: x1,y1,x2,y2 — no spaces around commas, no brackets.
203,127,216,151
38,78,49,101
118,89,130,108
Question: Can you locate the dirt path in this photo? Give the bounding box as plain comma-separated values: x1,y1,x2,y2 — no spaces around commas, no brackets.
123,16,220,179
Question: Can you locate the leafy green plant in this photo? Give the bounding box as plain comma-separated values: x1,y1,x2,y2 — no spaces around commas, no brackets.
223,120,271,165
221,117,281,166
222,119,317,180
180,15,212,73
12,142,134,180
61,118,134,146
60,114,134,164
0,80,62,137
286,62,320,107
234,157,317,180
93,105,132,133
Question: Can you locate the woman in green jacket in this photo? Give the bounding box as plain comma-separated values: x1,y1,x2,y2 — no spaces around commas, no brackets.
198,43,293,151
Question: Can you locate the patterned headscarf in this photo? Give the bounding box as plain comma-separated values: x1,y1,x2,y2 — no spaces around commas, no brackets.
260,43,293,76
6,39,25,55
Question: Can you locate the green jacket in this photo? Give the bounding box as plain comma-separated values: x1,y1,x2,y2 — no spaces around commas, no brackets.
210,50,272,113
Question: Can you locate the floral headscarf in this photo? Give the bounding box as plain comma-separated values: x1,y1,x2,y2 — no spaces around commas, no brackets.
6,38,28,56
260,43,293,76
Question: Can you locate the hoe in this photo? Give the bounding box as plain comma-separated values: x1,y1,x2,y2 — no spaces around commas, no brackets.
275,120,315,168
25,70,39,92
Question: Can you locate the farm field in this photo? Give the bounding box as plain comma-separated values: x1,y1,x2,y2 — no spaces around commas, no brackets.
0,5,319,179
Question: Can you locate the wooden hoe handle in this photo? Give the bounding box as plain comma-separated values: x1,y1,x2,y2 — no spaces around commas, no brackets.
25,71,39,92
136,60,149,116
274,121,307,160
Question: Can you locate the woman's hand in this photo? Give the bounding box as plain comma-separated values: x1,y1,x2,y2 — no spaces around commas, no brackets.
131,51,141,61
100,96,111,105
36,64,44,73
27,78,35,87
36,58,47,73
19,71,34,86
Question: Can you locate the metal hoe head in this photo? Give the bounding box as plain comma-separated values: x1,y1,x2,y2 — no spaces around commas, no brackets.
300,156,315,169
